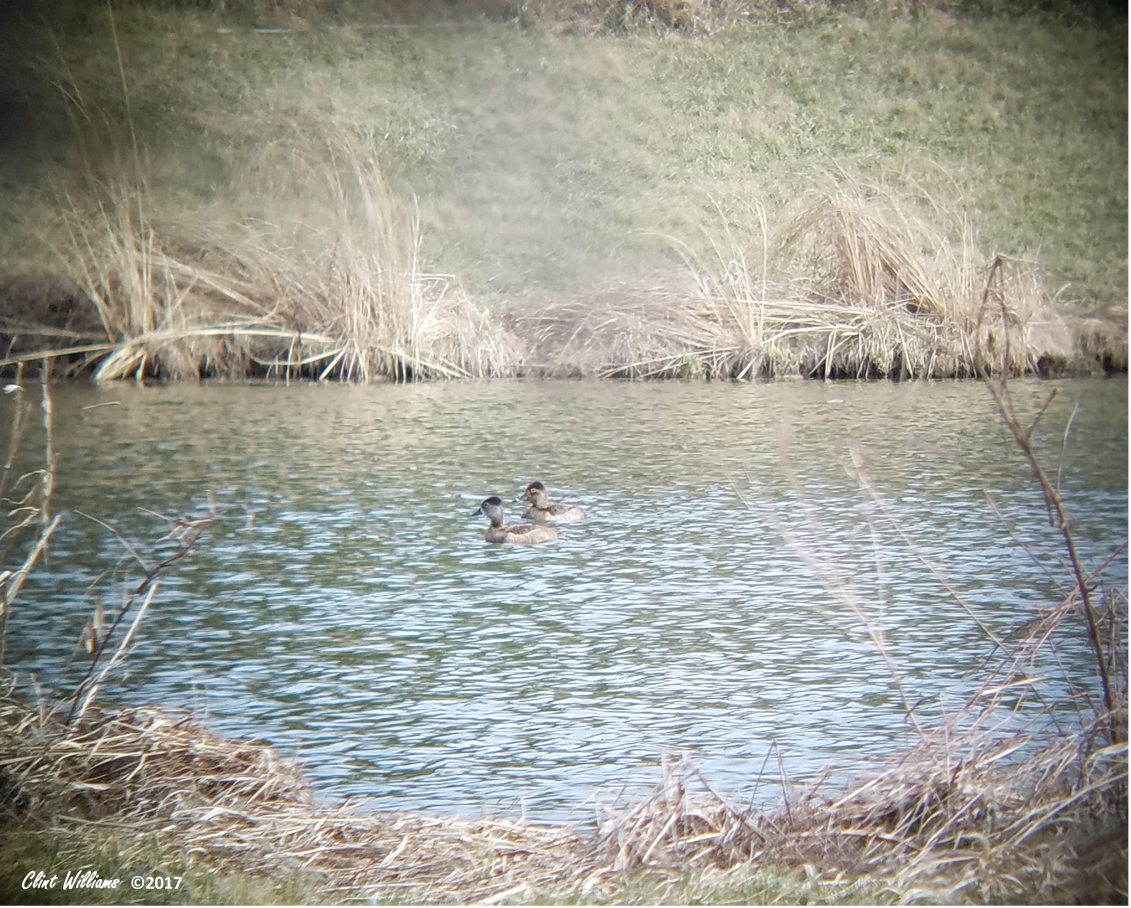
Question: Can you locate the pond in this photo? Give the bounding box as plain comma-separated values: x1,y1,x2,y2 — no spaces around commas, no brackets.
2,376,1127,821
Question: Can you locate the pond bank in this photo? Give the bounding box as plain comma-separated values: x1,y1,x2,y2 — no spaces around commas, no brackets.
0,685,1124,905
0,2,1125,385
0,252,1126,384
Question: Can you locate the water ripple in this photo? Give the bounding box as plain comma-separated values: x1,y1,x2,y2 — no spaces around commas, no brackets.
1,377,1125,820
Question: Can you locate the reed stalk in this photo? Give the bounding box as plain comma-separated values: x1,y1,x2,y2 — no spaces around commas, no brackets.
975,255,1127,750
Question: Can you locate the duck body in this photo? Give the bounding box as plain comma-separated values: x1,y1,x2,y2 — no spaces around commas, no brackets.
521,482,587,522
473,496,560,545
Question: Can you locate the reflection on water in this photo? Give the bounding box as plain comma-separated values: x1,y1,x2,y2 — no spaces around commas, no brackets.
4,377,1127,819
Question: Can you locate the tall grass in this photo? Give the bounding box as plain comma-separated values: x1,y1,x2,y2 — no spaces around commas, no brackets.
0,1,1123,382
3,138,526,382
3,178,1104,382
523,185,1083,380
269,138,526,381
0,375,59,666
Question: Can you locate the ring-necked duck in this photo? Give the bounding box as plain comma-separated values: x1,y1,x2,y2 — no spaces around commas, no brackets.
473,496,560,545
520,481,587,522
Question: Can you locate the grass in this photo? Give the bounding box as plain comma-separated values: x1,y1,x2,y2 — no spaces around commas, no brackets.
0,2,1125,381
0,827,320,906
0,688,1122,904
520,186,1086,379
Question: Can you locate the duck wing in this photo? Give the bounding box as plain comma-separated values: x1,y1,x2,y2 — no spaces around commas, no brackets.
505,522,560,544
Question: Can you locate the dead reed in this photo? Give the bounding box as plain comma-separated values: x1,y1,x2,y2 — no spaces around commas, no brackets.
0,690,601,903
2,680,1121,904
510,187,1105,382
264,138,527,382
583,629,1126,903
1,175,1116,383
0,137,526,383
586,531,1126,903
1,373,60,667
699,188,1077,380
514,282,740,380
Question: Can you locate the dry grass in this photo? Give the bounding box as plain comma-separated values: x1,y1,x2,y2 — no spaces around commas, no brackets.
0,692,598,904
1074,305,1129,373
0,172,1120,384
0,683,1123,904
472,0,1071,35
768,189,1078,375
512,187,1094,381
0,23,526,385
586,508,1127,903
50,184,292,381
265,139,527,381
1,1,1123,385
515,282,741,380
1,376,60,666
777,733,1126,902
514,0,758,35
0,139,527,383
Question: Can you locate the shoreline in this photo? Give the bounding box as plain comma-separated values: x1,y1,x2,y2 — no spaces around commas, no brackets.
1,272,1126,384
0,687,1124,905
0,3,1124,387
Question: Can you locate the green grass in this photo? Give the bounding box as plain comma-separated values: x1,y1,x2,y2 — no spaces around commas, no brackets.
1,3,1124,315
0,826,321,906
0,3,1123,386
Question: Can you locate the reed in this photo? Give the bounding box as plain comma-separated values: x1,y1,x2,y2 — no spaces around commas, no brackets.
2,139,527,383
1,1,1123,384
0,690,598,903
587,507,1125,902
14,178,1098,383
515,187,1088,381
0,374,59,667
49,184,287,381
1,11,521,385
265,137,527,382
1,683,1121,903
701,187,1077,380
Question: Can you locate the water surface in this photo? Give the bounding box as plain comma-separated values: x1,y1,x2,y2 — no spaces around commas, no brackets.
4,377,1127,819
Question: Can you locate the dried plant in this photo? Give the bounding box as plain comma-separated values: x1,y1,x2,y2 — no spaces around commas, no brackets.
0,373,60,665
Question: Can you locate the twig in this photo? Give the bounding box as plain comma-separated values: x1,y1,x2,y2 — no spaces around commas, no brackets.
974,256,1122,747
67,511,213,725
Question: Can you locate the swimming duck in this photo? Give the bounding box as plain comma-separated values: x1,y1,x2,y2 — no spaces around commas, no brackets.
520,481,587,522
473,496,560,545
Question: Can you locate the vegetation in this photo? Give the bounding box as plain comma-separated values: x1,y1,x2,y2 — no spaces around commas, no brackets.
0,5,1123,899
0,648,1124,903
0,0,1125,381
0,0,1127,895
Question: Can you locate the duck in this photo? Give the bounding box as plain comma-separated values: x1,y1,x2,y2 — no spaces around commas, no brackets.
473,496,560,545
520,481,587,522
